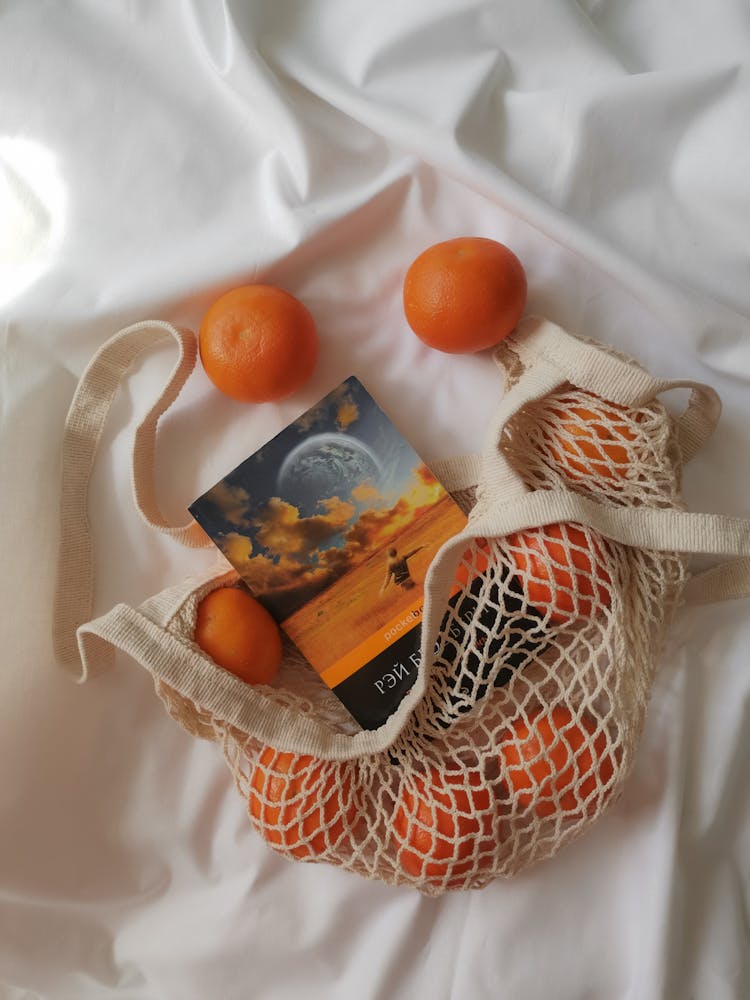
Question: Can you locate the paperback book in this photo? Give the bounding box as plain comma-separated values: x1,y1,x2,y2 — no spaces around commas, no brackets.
189,376,468,730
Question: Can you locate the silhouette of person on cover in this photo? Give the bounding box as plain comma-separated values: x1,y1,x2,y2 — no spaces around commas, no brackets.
381,545,426,594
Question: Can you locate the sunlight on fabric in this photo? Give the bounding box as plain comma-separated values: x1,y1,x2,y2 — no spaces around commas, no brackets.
0,136,66,307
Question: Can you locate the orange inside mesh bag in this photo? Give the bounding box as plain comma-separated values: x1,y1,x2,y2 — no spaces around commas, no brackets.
214,518,668,893
148,324,696,892
56,317,750,896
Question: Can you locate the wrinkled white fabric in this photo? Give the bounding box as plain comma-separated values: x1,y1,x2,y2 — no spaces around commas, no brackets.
1,2,749,998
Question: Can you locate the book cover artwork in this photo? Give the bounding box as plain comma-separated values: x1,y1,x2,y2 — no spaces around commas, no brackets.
189,376,467,730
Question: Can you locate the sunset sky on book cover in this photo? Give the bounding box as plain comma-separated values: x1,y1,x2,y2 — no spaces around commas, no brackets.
189,376,467,730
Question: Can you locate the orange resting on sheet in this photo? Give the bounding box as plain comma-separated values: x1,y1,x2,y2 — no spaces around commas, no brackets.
249,748,356,859
403,237,527,353
393,767,494,885
194,586,282,685
506,522,612,623
199,284,318,402
543,395,638,481
497,707,616,819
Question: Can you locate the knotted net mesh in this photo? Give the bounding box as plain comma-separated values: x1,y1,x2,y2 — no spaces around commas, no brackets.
155,343,687,895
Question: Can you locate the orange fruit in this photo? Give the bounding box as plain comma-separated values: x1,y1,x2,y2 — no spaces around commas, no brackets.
452,537,490,591
507,522,612,623
393,767,493,884
497,706,616,818
199,284,318,402
194,586,282,685
403,237,527,353
544,396,638,481
248,747,356,859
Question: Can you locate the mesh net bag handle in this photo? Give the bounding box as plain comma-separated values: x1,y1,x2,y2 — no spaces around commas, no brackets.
54,318,750,761
51,315,750,892
468,318,750,605
479,317,722,502
53,320,213,675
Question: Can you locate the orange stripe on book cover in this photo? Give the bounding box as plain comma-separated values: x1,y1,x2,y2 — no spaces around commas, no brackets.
320,595,426,689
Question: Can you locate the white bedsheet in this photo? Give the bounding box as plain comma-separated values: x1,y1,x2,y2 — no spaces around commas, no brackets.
2,3,749,998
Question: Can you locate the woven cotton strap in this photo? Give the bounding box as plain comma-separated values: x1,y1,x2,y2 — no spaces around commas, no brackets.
75,602,435,758
511,317,722,463
461,488,740,550
430,453,482,493
54,314,750,757
53,320,212,675
490,318,750,602
51,314,750,761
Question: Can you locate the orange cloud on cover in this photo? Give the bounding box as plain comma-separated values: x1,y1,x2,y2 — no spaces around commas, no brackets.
405,464,444,508
220,535,328,590
253,496,355,557
341,465,446,551
221,464,449,610
205,481,251,527
351,482,381,503
336,399,359,430
220,532,254,567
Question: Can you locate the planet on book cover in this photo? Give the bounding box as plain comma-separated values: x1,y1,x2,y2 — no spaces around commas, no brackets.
189,376,467,730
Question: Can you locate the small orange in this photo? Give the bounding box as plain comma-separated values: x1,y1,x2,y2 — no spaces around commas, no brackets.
497,706,616,819
543,396,638,481
403,237,527,353
452,537,491,591
194,586,281,685
248,747,356,859
507,522,612,623
199,285,318,402
393,767,493,885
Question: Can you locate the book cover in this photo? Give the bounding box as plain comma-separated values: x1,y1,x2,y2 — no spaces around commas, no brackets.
189,376,467,730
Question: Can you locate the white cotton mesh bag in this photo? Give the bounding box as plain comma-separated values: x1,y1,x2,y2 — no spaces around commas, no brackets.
54,316,750,895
